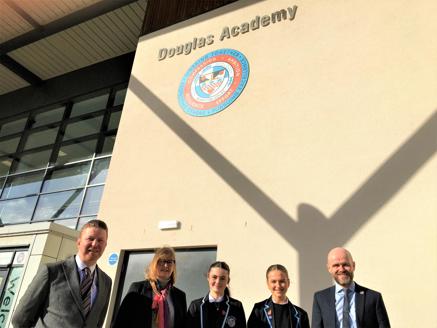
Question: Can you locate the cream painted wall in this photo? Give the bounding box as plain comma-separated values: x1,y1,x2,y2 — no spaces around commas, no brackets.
98,0,437,326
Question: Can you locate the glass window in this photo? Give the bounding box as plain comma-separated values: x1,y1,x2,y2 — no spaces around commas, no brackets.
89,158,110,185
54,218,78,229
80,185,104,216
32,107,65,128
0,117,27,137
63,116,103,141
0,196,38,224
113,88,127,106
108,111,122,131
100,135,116,156
57,139,97,164
33,189,84,221
14,149,51,173
0,177,4,197
23,127,59,150
0,158,12,177
1,171,44,200
42,162,91,193
71,94,109,117
0,137,20,156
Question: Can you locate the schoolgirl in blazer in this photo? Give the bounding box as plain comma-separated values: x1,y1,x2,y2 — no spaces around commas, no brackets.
247,297,309,328
186,261,246,328
187,294,246,328
247,264,309,328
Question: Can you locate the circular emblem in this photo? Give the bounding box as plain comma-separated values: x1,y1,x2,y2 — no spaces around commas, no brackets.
178,49,249,117
108,253,118,266
226,315,236,327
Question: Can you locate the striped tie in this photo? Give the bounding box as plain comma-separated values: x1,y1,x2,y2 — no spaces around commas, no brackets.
80,267,93,317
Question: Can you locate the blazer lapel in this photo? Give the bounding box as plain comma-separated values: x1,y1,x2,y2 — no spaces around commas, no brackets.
200,295,209,328
328,286,337,327
354,283,365,328
263,298,274,328
289,302,301,328
62,256,86,320
89,266,106,317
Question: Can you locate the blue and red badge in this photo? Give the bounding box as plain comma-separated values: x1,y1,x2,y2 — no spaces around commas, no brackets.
178,49,249,117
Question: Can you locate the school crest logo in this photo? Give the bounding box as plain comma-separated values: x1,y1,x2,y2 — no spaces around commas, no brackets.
178,49,249,117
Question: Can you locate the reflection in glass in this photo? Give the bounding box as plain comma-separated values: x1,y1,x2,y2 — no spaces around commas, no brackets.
0,117,27,137
0,177,4,197
100,135,116,156
32,107,65,128
54,218,78,229
0,137,20,156
0,196,38,224
89,158,110,185
63,116,103,141
43,162,90,193
1,171,44,199
33,189,84,221
108,111,121,131
80,185,104,216
14,149,51,173
113,88,127,106
24,127,59,150
0,158,11,176
71,94,109,117
57,139,97,164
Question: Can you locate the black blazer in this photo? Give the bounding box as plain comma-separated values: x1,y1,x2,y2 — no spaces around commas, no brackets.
247,297,309,328
312,283,390,328
187,294,246,328
112,280,187,328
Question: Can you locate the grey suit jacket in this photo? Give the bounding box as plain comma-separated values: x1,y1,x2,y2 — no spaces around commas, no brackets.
312,283,390,328
12,255,112,328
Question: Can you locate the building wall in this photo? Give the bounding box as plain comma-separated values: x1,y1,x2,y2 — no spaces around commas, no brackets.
98,0,437,326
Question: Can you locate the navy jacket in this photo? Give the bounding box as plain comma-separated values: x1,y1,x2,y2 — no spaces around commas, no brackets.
312,283,390,328
187,294,246,328
112,280,186,328
247,297,309,328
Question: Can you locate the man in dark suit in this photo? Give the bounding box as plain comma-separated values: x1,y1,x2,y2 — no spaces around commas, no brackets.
12,219,112,328
312,247,390,328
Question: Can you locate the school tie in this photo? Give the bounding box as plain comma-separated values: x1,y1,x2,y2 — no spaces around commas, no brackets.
80,267,93,317
342,288,350,328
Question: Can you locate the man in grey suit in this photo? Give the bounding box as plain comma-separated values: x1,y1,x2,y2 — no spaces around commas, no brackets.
12,220,112,328
312,247,390,328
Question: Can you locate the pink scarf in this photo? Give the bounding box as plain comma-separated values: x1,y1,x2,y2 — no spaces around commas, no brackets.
151,285,169,328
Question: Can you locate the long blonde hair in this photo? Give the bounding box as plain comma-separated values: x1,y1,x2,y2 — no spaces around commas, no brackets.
146,247,177,294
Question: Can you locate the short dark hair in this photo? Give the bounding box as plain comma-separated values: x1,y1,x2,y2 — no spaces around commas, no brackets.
80,219,108,234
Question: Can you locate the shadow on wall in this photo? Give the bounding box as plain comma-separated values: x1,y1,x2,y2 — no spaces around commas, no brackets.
129,76,437,312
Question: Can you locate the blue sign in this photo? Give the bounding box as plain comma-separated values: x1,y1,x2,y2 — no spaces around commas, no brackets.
108,253,118,266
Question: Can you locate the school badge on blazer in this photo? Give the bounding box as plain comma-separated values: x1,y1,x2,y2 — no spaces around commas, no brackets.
178,48,249,117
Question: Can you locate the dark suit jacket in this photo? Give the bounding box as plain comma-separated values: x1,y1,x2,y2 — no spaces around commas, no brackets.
247,297,310,328
312,283,390,328
12,255,112,328
112,280,187,328
187,294,246,328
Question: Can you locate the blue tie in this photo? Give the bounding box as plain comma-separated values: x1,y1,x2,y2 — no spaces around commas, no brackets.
343,288,350,328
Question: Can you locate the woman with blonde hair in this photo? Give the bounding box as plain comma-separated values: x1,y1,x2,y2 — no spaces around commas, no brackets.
113,247,186,328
